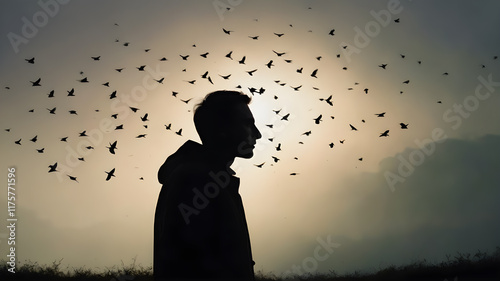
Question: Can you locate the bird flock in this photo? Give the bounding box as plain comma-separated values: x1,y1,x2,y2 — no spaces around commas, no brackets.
2,5,498,183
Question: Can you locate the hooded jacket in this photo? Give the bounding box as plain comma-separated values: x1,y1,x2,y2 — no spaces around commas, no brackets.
154,140,255,281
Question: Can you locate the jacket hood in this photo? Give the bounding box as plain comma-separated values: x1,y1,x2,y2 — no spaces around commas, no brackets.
157,140,203,185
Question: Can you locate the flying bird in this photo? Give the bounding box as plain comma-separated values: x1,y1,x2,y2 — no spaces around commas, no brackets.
30,78,41,86
320,95,333,106
314,115,322,124
26,57,35,64
311,69,318,78
222,28,233,35
48,162,57,172
379,130,390,137
67,175,78,183
400,123,409,129
273,50,286,56
175,128,183,136
106,141,117,154
266,60,274,68
375,112,386,117
349,124,358,131
105,168,116,181
246,69,257,76
254,162,265,168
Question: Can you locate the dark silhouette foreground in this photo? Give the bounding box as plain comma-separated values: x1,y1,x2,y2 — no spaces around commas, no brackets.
154,91,261,281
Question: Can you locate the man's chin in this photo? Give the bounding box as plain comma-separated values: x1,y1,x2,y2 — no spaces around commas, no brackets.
238,151,254,159
237,148,254,159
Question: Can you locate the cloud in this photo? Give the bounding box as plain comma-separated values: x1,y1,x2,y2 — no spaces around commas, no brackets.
0,204,152,271
273,134,500,275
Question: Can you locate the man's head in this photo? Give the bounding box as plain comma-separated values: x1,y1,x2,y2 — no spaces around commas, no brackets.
194,90,261,159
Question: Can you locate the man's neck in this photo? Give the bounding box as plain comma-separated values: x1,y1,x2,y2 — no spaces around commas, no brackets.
203,144,235,169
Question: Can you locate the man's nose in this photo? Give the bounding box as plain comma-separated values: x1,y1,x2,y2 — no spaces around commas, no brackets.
253,125,262,140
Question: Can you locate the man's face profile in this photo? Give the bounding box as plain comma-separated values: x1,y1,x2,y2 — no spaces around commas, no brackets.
223,103,262,159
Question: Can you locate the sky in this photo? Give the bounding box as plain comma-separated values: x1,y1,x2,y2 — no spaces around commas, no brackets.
1,0,500,277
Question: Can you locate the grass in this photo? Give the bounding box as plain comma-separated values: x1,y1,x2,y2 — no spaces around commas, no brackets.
1,248,499,280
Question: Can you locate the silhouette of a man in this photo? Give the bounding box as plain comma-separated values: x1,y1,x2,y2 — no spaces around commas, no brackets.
154,90,262,281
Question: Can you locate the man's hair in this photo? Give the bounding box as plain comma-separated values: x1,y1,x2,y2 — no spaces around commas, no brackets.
194,90,251,145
